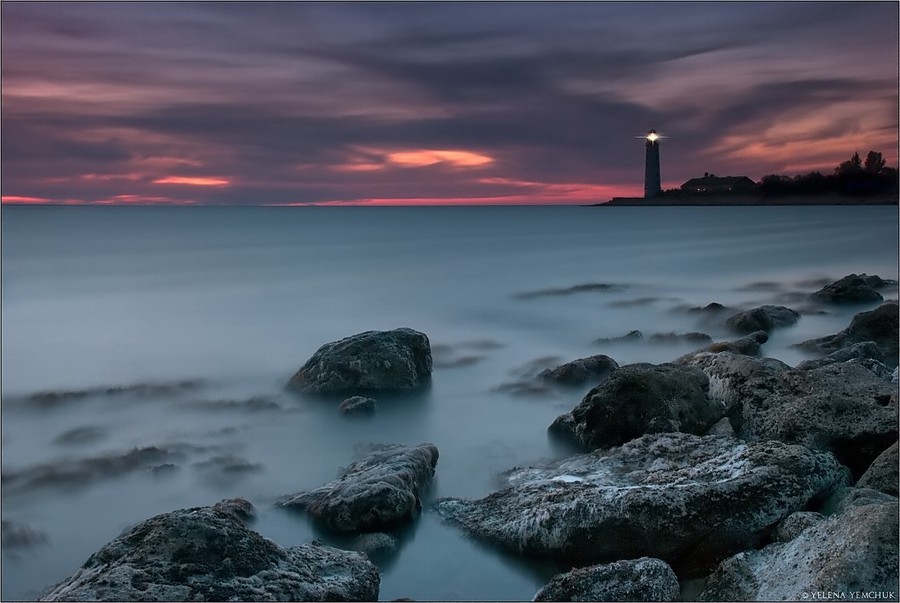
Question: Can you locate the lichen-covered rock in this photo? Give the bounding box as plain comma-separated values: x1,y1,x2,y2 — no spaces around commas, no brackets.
279,444,438,532
810,274,885,304
339,396,377,415
533,557,679,602
687,353,898,477
699,502,899,601
549,363,721,449
39,499,380,601
798,303,898,368
725,305,800,334
288,328,432,394
537,354,619,386
857,441,899,496
771,511,824,542
436,433,847,577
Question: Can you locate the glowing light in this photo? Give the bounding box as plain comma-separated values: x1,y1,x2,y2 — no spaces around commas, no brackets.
646,131,660,142
153,176,230,186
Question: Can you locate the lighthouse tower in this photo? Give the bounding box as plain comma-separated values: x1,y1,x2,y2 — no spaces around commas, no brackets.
644,128,661,198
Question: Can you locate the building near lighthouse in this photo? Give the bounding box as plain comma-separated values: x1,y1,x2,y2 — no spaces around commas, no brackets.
644,129,662,198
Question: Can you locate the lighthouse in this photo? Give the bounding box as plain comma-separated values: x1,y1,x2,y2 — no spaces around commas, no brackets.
644,128,661,198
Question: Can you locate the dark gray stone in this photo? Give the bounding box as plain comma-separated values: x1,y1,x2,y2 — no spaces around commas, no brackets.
549,363,721,449
811,274,885,304
699,502,899,601
771,511,824,543
352,532,399,558
594,330,643,345
279,444,439,532
796,341,886,371
533,557,679,602
537,354,619,386
725,305,800,334
339,396,377,415
39,499,380,601
436,433,847,577
287,328,432,394
857,441,899,496
797,303,898,368
649,332,713,344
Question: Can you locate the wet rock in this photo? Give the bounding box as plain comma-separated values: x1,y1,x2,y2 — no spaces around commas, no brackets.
594,330,643,345
352,532,399,558
811,273,885,304
287,328,432,394
2,520,48,549
649,332,713,344
725,305,800,334
797,303,898,368
771,511,824,542
39,499,380,601
436,433,847,577
687,353,898,478
549,363,720,449
857,441,899,496
795,341,886,371
687,302,730,314
339,396,377,415
279,443,439,532
821,486,898,514
701,330,769,356
14,380,205,409
699,502,898,601
537,354,619,386
533,557,679,602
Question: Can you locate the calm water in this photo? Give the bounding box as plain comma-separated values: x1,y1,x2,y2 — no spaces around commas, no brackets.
2,205,897,600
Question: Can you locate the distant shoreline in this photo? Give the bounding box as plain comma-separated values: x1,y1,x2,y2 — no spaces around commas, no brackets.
598,192,898,206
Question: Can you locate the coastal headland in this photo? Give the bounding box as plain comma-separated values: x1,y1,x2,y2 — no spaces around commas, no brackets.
601,192,898,206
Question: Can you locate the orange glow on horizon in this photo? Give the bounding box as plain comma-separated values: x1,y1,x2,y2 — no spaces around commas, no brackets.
153,176,230,186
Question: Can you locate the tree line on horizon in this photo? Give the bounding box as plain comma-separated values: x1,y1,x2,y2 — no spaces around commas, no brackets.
758,151,898,197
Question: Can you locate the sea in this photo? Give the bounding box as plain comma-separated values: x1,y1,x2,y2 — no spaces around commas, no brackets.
2,205,898,601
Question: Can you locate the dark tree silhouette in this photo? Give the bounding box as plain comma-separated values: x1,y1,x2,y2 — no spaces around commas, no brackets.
864,151,886,174
760,150,897,198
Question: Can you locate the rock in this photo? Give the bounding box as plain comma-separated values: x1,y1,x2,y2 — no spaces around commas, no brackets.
703,330,769,356
436,433,847,577
549,363,720,449
649,332,713,344
771,511,824,542
533,557,680,602
279,443,439,532
352,532,399,558
857,441,899,496
725,305,800,334
820,486,898,515
688,302,730,314
797,303,898,368
339,396,377,415
287,328,432,394
537,354,619,386
594,330,643,345
862,274,899,290
39,499,380,601
699,502,898,601
811,274,885,304
687,353,898,478
796,341,886,371
705,417,736,437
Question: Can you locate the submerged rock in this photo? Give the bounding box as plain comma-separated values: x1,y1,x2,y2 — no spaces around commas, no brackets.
339,396,377,415
533,557,679,602
810,274,886,304
436,433,846,577
649,332,713,344
797,303,898,368
549,363,720,449
287,328,432,394
537,354,619,386
40,499,380,601
279,444,439,532
857,441,899,496
725,305,800,334
699,502,899,601
594,330,643,345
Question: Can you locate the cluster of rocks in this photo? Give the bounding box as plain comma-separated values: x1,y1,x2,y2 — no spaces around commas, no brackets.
37,274,900,601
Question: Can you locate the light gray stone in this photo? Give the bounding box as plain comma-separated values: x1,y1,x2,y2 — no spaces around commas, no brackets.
533,557,679,602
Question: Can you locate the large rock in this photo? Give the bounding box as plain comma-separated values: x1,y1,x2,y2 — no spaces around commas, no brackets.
676,331,769,365
549,363,721,449
533,557,679,602
857,441,899,496
798,303,898,368
436,433,847,577
287,328,432,394
725,305,800,334
687,353,898,477
811,274,885,304
795,341,887,371
40,499,380,601
537,354,618,386
699,502,899,601
279,444,438,532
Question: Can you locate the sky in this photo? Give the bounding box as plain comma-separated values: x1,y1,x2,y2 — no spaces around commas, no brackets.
2,2,898,206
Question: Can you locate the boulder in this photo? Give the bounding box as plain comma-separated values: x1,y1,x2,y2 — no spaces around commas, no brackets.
649,332,713,344
771,511,824,542
820,486,898,515
594,330,643,345
436,433,847,577
687,353,898,478
537,354,619,386
857,441,899,496
533,557,679,602
279,444,438,532
725,305,800,334
797,303,898,368
352,532,399,559
795,341,886,371
699,502,899,601
287,328,432,394
676,332,769,365
39,499,379,601
339,396,377,415
810,274,884,304
548,363,720,449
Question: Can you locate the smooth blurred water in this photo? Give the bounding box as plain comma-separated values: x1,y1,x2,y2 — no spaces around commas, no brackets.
1,205,897,600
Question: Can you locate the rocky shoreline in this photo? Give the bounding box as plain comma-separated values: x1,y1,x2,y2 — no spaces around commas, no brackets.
32,274,899,602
